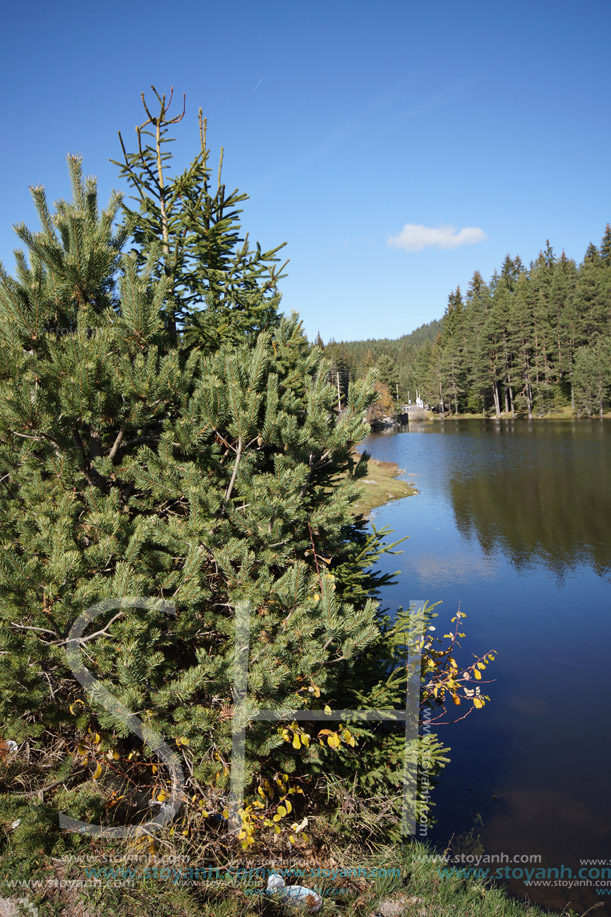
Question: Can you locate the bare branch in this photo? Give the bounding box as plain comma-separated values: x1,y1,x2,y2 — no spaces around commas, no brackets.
62,610,124,646
108,423,127,462
222,436,243,513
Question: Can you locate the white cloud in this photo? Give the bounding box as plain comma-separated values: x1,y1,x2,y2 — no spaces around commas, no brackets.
387,222,487,252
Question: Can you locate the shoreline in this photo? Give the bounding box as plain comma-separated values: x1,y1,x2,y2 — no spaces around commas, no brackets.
430,411,611,421
353,454,417,516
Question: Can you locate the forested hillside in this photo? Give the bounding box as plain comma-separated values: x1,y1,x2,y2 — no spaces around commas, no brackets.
325,229,611,417
323,320,441,405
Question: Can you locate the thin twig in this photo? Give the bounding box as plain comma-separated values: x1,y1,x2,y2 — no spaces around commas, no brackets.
10,622,58,638
222,435,243,512
62,611,124,645
308,523,323,591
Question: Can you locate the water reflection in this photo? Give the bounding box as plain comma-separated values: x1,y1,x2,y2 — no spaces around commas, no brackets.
362,420,611,915
445,421,610,580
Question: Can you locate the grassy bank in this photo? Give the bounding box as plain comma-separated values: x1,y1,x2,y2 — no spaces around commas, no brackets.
2,839,564,917
430,407,611,421
353,455,417,516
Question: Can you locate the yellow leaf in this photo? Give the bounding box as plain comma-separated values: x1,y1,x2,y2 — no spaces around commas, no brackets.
473,697,484,709
93,762,103,780
474,669,482,680
253,800,264,809
323,705,332,716
292,734,301,750
327,733,341,749
157,791,167,803
301,734,310,748
277,805,287,817
284,799,292,814
274,825,281,834
69,700,84,716
222,808,229,819
177,736,190,746
152,765,158,775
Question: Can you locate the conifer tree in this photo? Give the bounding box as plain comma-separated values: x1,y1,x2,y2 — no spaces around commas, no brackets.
573,339,611,417
0,95,465,859
439,287,466,415
113,87,288,348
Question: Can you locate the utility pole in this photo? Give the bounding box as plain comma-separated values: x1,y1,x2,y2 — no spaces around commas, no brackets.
336,370,342,413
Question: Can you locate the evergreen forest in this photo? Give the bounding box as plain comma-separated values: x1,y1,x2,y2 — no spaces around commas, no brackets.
325,236,611,418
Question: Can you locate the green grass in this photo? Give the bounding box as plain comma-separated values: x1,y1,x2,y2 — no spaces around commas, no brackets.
2,840,576,917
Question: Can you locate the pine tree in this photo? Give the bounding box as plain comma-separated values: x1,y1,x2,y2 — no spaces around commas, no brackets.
482,275,508,417
573,339,611,417
0,99,463,860
462,272,491,414
509,272,536,417
439,287,466,415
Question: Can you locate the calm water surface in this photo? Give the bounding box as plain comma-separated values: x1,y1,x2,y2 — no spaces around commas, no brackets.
363,420,611,915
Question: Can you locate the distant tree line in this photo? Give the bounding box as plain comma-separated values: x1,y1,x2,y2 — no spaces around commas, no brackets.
321,321,441,407
322,228,611,417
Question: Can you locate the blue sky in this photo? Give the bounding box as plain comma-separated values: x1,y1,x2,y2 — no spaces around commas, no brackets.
1,0,610,342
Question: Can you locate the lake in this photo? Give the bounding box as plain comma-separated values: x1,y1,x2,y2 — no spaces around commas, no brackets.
362,419,611,916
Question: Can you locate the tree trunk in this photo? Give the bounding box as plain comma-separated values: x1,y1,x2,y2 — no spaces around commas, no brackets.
493,382,501,418
439,381,445,418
